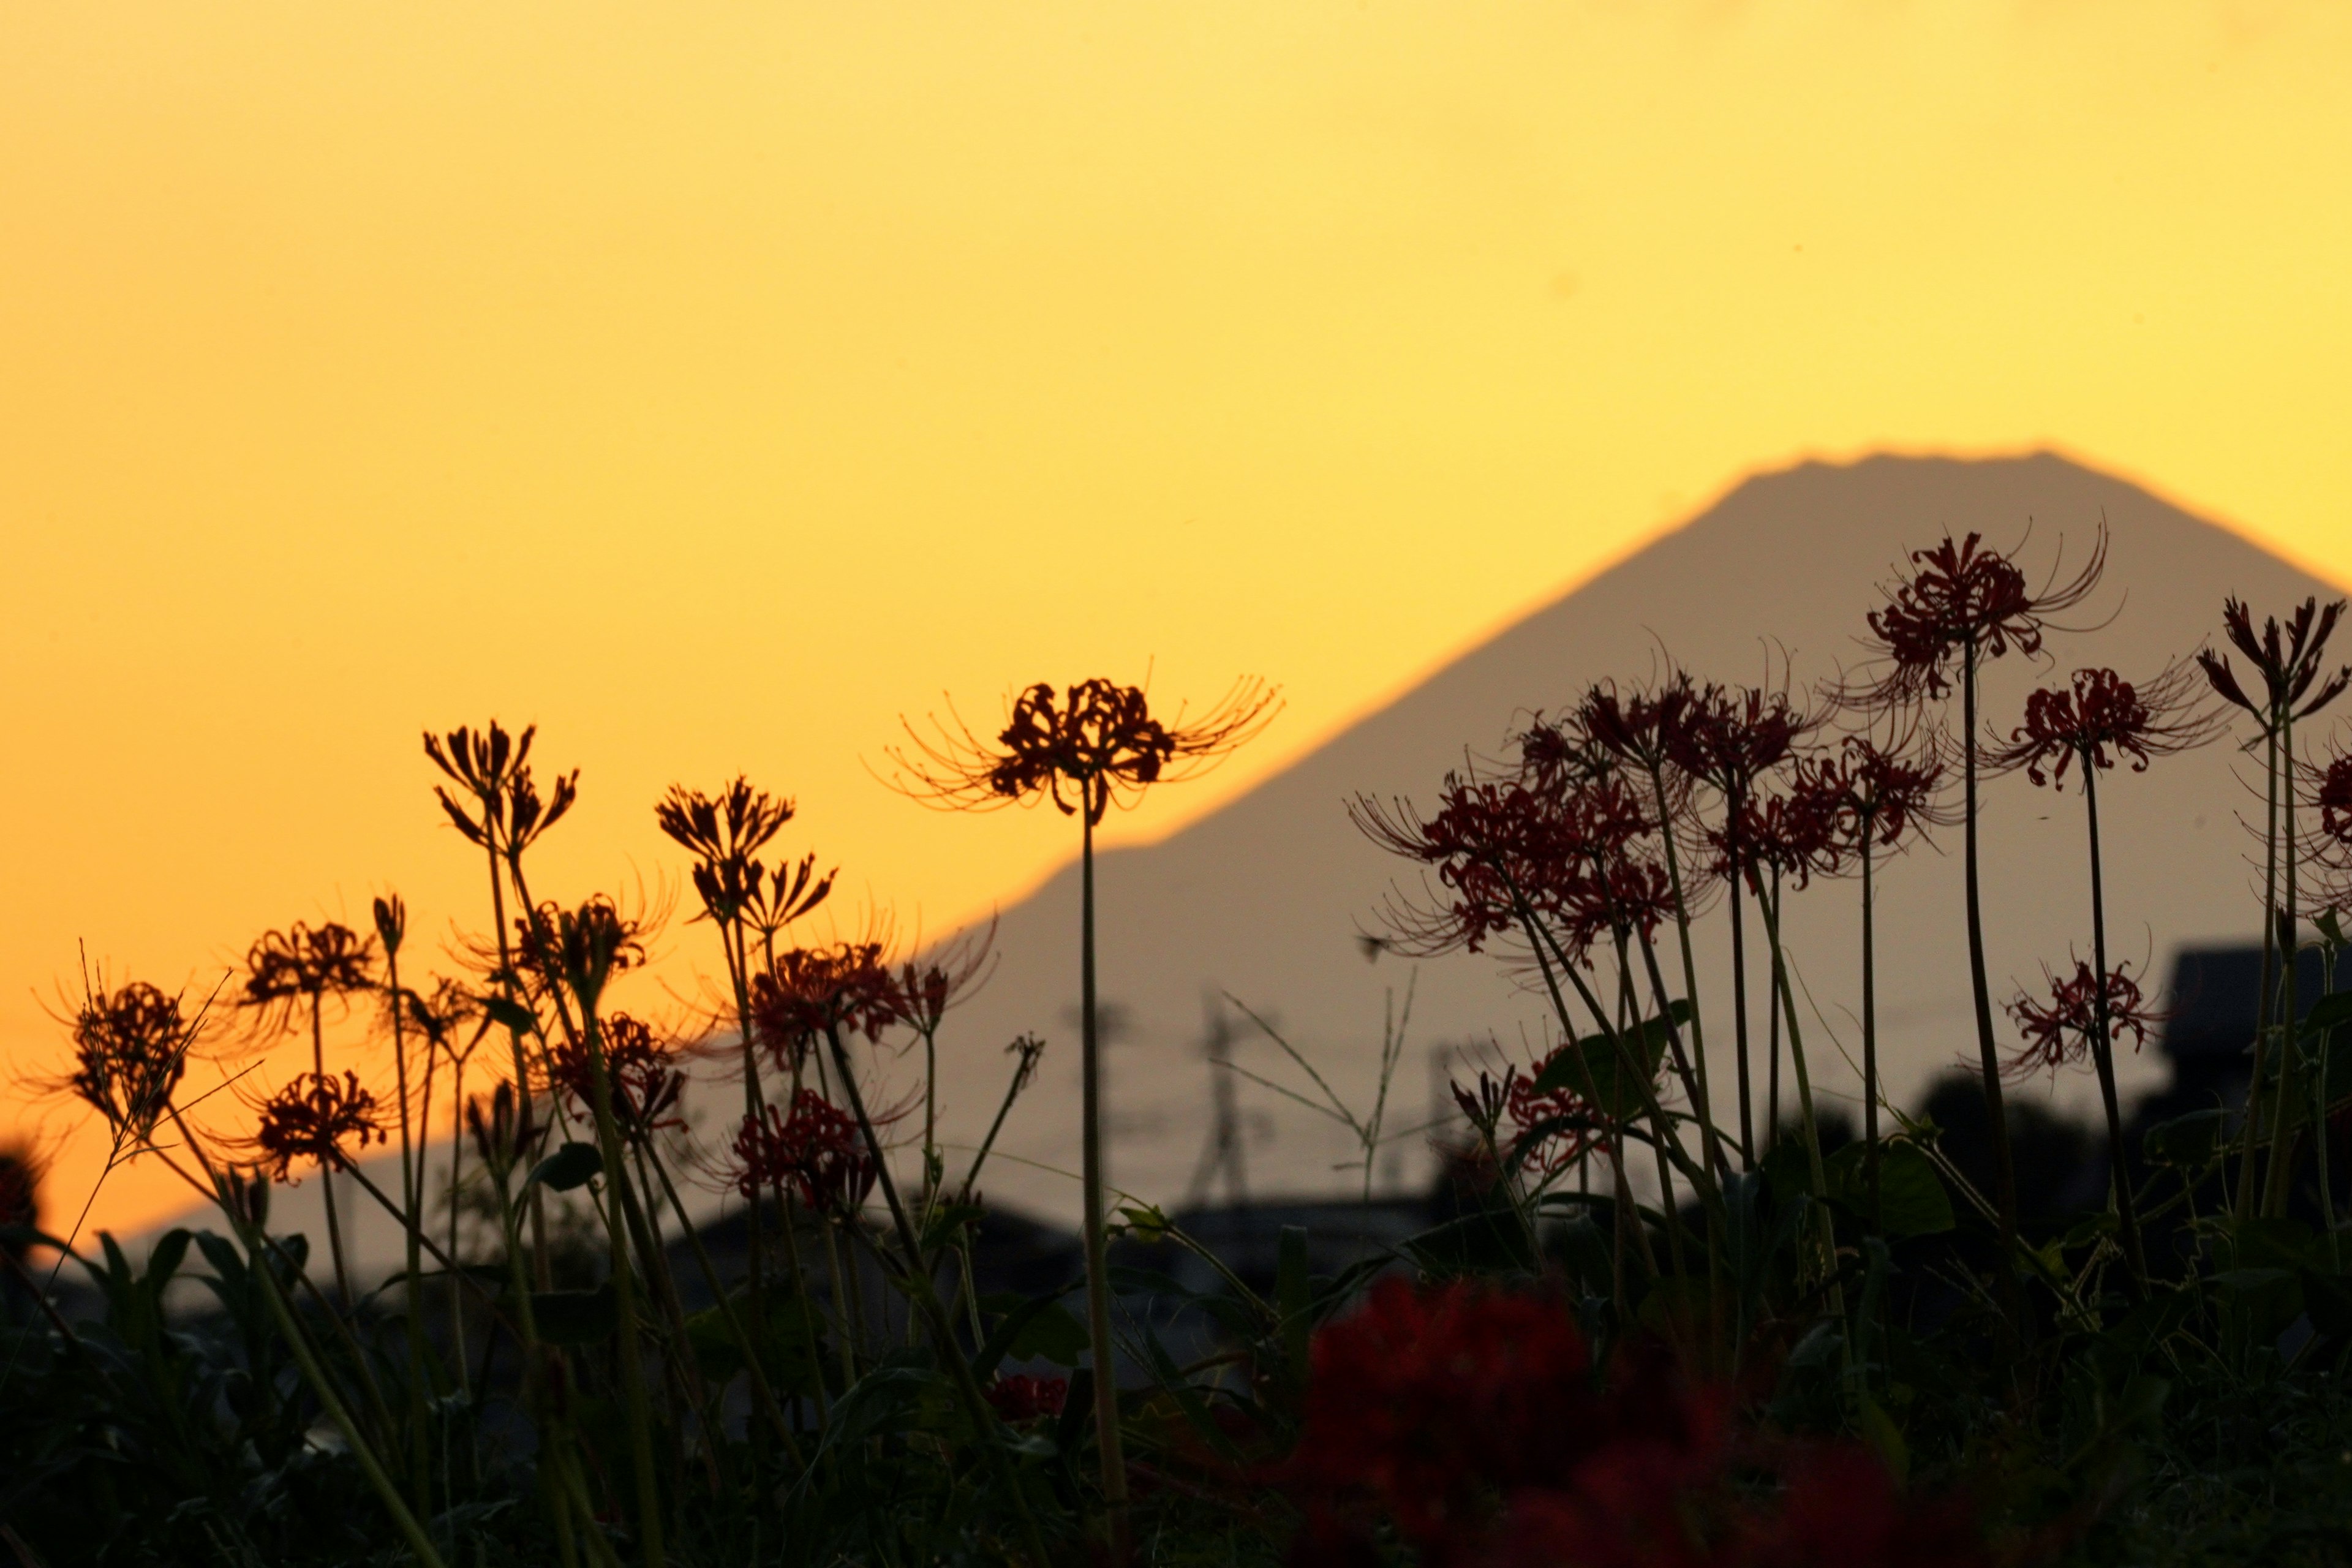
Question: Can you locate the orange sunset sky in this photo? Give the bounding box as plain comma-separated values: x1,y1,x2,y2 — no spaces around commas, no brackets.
5,2,2350,1242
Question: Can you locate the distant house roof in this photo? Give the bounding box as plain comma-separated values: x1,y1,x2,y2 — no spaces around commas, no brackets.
2160,944,2348,1063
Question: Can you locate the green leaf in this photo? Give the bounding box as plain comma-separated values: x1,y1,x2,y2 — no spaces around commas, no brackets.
972,1290,1082,1378
685,1291,823,1393
1005,1302,1089,1368
527,1142,603,1193
1529,1008,1678,1118
484,995,538,1035
2143,1109,2226,1167
1115,1204,1171,1243
2307,991,2352,1035
1820,1139,1954,1238
532,1282,617,1344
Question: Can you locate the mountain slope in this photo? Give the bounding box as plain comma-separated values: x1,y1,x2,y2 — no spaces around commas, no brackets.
925,451,2342,1223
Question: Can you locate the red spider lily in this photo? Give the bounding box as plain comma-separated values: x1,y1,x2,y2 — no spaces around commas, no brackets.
984,1374,1068,1423
1291,1281,1992,1568
2196,596,2352,728
2005,959,2158,1080
252,1070,385,1181
1580,676,1703,775
1553,858,1678,958
730,1090,875,1212
545,1011,686,1139
892,677,1280,826
241,922,377,1032
67,979,194,1139
1994,665,2217,788
1506,1056,1603,1176
2321,753,2352,847
655,777,835,935
424,720,578,855
1830,729,1953,848
1670,683,1813,796
1721,774,1845,890
1289,1278,1601,1546
1855,529,2107,703
895,918,998,1039
1354,773,1658,959
513,895,647,1008
751,941,903,1063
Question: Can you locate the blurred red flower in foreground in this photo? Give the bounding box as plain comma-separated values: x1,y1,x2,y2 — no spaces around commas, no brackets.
1289,1278,1992,1568
984,1374,1068,1423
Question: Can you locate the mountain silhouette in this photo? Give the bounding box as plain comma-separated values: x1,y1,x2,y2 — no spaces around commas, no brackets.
919,450,2345,1224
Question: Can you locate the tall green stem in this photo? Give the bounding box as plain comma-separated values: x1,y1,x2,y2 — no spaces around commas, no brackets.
1962,639,2026,1329
2237,726,2283,1222
2266,710,2305,1218
1729,858,1755,1166
578,1005,666,1568
2082,766,2148,1288
1749,871,1845,1319
1861,829,1880,1236
1078,809,1131,1548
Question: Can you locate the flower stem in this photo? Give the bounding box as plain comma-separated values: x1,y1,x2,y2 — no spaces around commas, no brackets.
1962,639,2027,1338
1079,808,1132,1555
2082,764,2148,1289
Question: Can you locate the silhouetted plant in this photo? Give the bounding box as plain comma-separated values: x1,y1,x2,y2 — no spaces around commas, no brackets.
889,674,1277,1551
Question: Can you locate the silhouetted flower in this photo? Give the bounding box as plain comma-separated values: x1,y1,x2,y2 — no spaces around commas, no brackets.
1826,728,1954,848
241,921,377,1035
730,1090,875,1212
1994,663,2217,788
1581,675,1702,775
656,777,835,936
464,1080,546,1177
1671,682,1812,796
2005,959,2157,1080
2196,596,2352,729
984,1374,1069,1423
545,1012,686,1139
68,979,194,1139
1853,529,2107,703
1724,772,1846,890
1355,772,1659,960
424,721,578,855
252,1070,384,1181
751,941,903,1063
514,895,647,1009
892,677,1280,826
895,918,997,1040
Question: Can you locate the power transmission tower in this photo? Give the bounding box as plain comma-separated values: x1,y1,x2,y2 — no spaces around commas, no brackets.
1185,992,1250,1210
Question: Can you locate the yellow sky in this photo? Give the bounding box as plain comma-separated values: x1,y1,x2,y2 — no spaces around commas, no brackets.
6,1,2351,1241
